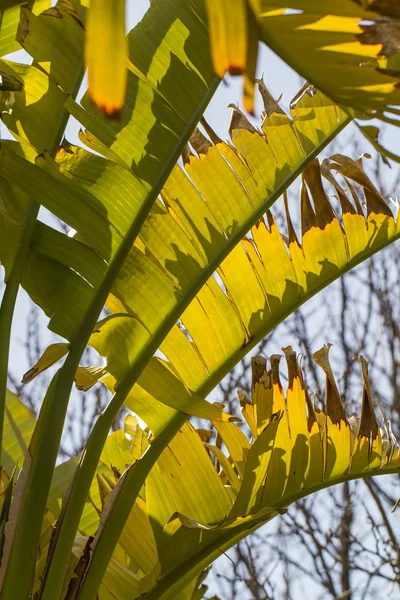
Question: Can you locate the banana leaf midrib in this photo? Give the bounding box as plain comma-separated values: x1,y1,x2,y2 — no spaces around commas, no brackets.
143,461,400,600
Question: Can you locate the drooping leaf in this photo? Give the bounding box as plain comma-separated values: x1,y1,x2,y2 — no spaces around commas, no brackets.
86,0,127,117
204,0,267,113
22,343,68,384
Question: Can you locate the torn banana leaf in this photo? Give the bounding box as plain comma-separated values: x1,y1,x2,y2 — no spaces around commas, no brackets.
72,348,400,599
258,1,400,118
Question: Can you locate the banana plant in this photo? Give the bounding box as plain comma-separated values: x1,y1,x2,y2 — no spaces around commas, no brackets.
0,0,400,598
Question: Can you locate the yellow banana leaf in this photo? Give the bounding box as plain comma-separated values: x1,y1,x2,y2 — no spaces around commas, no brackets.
258,1,400,117
65,141,399,590
159,150,398,396
76,348,400,599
